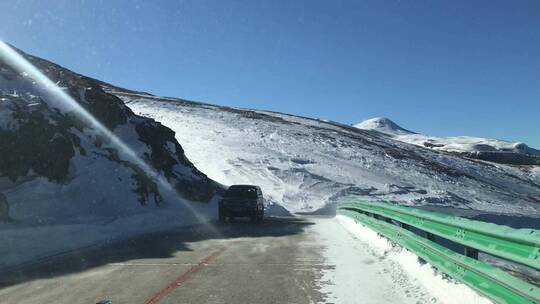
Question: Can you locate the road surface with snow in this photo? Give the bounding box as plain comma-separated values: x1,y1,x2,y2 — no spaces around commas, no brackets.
0,217,442,304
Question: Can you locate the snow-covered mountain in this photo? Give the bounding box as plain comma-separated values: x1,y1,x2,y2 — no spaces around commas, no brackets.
1,44,539,271
3,44,537,222
120,93,540,218
0,44,220,225
354,117,415,136
354,117,540,166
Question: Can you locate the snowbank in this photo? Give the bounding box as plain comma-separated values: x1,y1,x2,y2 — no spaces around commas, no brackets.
316,217,434,304
336,215,493,304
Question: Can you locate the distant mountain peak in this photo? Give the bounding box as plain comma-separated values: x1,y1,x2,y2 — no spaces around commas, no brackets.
353,117,415,135
353,117,540,164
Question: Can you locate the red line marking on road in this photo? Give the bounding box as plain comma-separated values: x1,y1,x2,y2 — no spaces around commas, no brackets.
143,246,227,304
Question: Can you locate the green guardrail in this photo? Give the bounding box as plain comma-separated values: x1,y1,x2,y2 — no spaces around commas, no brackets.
337,199,540,304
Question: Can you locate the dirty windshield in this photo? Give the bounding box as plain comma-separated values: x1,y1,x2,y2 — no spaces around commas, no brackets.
1,1,539,304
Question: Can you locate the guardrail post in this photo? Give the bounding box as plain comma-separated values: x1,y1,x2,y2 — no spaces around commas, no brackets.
464,246,479,260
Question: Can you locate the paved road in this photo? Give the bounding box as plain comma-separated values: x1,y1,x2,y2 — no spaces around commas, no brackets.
0,217,430,304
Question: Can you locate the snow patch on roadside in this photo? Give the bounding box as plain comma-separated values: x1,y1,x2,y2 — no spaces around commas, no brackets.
316,217,434,304
337,215,493,304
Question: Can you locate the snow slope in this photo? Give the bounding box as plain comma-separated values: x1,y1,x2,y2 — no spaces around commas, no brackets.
121,93,540,218
355,117,540,165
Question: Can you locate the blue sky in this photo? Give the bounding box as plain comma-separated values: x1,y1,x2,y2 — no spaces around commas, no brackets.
1,0,539,147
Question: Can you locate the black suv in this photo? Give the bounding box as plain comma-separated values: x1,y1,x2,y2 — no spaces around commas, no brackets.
219,185,264,222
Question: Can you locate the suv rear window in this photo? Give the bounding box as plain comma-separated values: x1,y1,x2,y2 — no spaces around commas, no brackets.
224,186,258,199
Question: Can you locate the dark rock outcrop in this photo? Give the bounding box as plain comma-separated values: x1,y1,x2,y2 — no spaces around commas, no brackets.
462,151,540,166
0,94,77,182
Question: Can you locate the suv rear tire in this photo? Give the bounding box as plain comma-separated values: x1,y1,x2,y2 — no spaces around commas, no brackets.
252,211,263,223
218,208,226,222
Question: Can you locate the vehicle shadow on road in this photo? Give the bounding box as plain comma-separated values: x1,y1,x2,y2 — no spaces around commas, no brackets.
0,216,314,289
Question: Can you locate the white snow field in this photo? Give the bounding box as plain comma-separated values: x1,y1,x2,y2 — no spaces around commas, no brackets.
122,92,540,218
355,117,540,157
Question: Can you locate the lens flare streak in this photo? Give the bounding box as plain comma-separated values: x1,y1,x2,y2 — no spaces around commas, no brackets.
0,41,176,197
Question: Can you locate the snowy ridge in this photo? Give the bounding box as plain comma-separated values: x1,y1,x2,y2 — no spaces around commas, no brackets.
355,117,540,165
354,117,415,135
122,94,540,218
